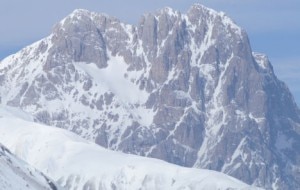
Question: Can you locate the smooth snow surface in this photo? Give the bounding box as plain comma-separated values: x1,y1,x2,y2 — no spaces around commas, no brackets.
0,107,260,190
75,52,148,105
0,143,60,190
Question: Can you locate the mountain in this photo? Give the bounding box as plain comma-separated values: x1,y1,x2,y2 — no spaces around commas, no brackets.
0,107,260,190
0,143,60,190
0,3,299,189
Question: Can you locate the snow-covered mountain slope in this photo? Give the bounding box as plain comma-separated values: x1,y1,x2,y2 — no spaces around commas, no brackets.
0,108,260,190
0,3,299,189
0,143,60,190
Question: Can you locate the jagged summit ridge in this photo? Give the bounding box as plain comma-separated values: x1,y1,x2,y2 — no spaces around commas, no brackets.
61,8,113,24
0,3,299,190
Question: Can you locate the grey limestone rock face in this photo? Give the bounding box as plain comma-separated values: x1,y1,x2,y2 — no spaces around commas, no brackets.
0,4,299,189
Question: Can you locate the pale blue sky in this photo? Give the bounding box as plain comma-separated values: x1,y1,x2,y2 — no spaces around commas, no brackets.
0,0,299,105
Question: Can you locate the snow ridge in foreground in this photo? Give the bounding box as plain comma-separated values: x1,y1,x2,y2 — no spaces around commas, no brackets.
0,143,59,190
0,108,260,190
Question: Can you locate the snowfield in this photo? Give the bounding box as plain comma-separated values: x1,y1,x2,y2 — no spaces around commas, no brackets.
0,106,261,190
0,143,60,190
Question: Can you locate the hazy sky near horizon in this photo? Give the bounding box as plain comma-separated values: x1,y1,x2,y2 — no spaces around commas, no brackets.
0,0,299,105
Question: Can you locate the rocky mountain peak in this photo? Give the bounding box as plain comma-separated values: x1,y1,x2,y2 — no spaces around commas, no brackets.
56,8,113,29
188,3,218,15
156,6,180,18
0,3,299,189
